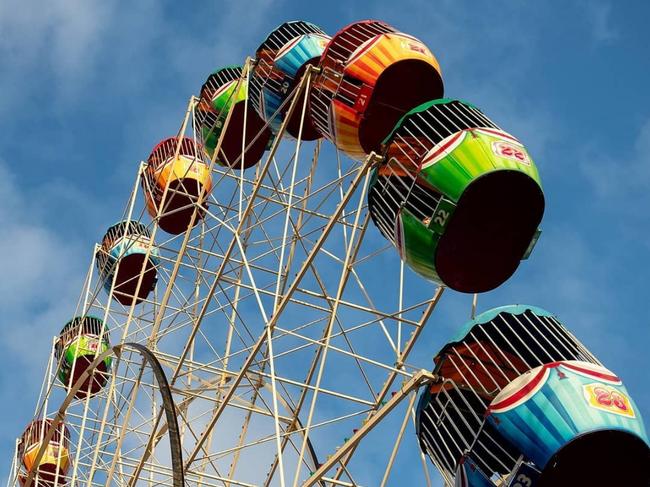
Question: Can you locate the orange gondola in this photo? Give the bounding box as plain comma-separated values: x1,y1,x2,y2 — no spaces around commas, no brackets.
142,137,212,234
18,420,70,486
309,20,443,159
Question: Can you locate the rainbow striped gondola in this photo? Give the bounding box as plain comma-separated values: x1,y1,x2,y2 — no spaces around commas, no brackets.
309,20,443,159
415,305,624,486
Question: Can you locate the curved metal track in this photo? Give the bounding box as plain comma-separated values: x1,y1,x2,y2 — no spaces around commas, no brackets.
22,343,185,487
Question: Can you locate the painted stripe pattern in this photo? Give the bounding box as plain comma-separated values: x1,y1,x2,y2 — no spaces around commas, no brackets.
310,20,441,159
415,306,603,483
487,361,649,469
369,102,541,284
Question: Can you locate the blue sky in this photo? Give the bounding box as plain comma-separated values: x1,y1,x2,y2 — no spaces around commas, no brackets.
1,0,649,485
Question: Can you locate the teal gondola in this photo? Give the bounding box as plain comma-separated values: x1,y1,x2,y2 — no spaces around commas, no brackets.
487,360,649,487
250,21,330,139
415,305,649,486
96,221,159,305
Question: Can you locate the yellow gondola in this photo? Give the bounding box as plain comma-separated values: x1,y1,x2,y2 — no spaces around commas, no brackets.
18,420,70,486
142,137,212,234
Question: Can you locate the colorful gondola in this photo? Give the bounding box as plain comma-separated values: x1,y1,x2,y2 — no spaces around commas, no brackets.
369,99,544,292
96,220,159,305
415,305,607,485
309,20,443,159
18,420,70,486
197,65,271,169
250,21,330,139
142,136,212,234
54,316,111,398
487,360,649,486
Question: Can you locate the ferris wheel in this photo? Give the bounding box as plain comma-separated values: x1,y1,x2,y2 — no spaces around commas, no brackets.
7,19,648,487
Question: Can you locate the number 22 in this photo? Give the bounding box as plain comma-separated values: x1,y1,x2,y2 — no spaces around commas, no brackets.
433,210,449,227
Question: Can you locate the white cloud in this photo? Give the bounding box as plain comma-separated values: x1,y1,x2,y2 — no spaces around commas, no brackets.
583,0,618,43
0,0,116,107
582,118,650,198
0,159,96,478
0,158,87,376
0,0,279,103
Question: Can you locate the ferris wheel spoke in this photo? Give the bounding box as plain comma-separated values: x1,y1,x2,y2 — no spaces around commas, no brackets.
103,363,147,487
11,24,487,485
326,288,444,483
181,156,375,473
233,232,289,487
289,166,371,486
378,392,418,487
248,187,398,483
282,214,379,381
304,370,436,487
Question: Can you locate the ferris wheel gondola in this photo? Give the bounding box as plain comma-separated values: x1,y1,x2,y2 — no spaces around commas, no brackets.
96,220,159,305
54,316,111,399
196,65,272,169
142,136,212,234
369,99,545,292
487,360,649,487
250,20,330,139
416,305,649,486
17,420,70,487
309,20,444,159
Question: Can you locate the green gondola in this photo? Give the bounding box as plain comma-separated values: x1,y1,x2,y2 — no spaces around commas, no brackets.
369,99,545,293
54,316,111,398
196,65,271,169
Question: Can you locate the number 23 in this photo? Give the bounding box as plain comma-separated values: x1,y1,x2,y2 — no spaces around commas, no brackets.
513,474,532,487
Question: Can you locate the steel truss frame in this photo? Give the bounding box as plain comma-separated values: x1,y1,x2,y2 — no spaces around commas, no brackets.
9,61,456,487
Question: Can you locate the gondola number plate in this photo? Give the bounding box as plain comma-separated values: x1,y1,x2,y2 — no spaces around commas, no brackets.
428,198,456,234
506,463,540,487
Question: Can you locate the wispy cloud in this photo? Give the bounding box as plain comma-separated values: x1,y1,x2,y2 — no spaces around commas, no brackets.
0,159,89,446
0,0,117,110
578,116,650,252
582,0,619,43
581,118,650,198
